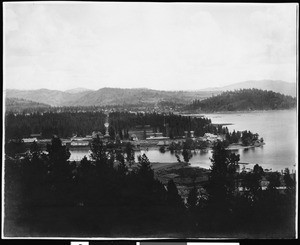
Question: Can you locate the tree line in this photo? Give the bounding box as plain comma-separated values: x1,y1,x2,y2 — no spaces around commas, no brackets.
4,138,296,238
224,130,263,146
5,111,215,140
5,97,51,114
188,89,296,112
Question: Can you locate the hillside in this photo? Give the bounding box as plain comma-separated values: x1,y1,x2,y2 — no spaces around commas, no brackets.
4,80,296,108
187,89,296,112
5,89,91,106
5,97,51,112
5,87,216,107
66,87,216,107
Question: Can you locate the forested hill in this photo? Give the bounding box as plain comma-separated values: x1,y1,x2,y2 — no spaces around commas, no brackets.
187,89,297,112
212,80,296,97
5,97,51,113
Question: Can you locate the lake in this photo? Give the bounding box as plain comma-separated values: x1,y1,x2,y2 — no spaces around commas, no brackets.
70,109,297,172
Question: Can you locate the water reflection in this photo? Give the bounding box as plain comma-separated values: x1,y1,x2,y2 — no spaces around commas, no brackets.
69,110,296,171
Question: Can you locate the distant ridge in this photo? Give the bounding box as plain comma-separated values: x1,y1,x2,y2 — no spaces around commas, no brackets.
65,87,215,107
5,87,215,107
5,88,91,106
5,80,296,107
64,87,93,94
200,80,296,97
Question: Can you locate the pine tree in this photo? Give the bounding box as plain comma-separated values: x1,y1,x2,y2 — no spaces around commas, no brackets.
187,185,198,211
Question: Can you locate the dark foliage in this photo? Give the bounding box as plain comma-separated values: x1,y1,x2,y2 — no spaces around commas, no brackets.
188,88,296,112
5,110,214,140
224,129,262,146
4,137,188,236
4,138,295,238
5,97,51,114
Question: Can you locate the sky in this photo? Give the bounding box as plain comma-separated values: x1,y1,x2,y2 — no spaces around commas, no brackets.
3,2,298,91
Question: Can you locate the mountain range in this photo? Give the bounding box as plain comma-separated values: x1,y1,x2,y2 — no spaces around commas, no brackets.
5,87,216,107
64,87,93,94
4,80,297,108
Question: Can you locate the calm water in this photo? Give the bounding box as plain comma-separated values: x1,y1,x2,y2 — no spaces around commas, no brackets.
70,110,297,171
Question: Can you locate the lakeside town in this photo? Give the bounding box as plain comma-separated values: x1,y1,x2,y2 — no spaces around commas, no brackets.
4,109,296,238
11,111,289,203
4,93,297,234
3,2,297,239
15,115,265,164
18,109,265,150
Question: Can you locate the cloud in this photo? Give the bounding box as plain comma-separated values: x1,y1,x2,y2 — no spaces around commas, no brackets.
4,8,19,33
4,3,298,90
248,4,297,64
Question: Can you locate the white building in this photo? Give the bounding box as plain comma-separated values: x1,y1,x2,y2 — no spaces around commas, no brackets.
70,141,89,147
146,136,170,140
204,133,223,142
22,138,37,143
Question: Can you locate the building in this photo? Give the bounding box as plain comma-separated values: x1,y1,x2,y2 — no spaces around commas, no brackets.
22,138,37,143
157,140,170,146
70,136,90,147
146,136,170,140
92,131,104,139
128,125,153,140
147,132,164,138
154,132,163,137
61,139,71,146
70,140,89,147
204,133,223,142
130,134,139,141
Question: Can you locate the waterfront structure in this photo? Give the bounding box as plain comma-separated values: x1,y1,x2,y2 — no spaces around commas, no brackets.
70,140,89,147
146,136,170,140
70,136,90,147
22,138,37,143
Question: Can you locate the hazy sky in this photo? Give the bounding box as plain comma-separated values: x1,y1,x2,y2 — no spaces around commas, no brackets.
4,2,298,91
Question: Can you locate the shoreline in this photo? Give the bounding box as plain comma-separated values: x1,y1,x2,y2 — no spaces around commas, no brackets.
181,108,296,116
225,142,265,151
68,142,265,154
